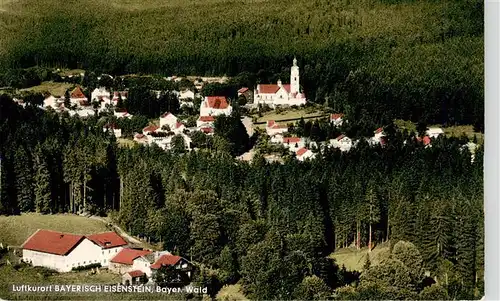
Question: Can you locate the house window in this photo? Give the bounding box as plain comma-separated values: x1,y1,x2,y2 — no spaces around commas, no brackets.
115,249,118,253
102,251,104,255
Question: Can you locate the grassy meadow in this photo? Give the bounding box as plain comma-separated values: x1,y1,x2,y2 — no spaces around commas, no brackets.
0,213,109,246
330,242,391,272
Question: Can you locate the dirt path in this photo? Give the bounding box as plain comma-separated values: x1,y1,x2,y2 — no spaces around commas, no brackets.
89,216,143,246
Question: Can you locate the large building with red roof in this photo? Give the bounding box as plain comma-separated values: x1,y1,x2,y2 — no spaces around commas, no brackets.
21,230,128,272
199,96,233,117
253,58,307,107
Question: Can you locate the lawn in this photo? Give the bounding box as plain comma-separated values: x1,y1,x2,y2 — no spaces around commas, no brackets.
19,81,74,97
216,284,248,301
57,69,85,77
253,107,328,129
330,242,391,272
0,213,109,247
117,138,137,148
394,120,484,144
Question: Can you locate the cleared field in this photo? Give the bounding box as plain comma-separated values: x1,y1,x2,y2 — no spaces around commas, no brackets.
57,69,85,76
216,284,248,301
117,138,137,148
19,81,73,97
253,108,327,129
330,242,391,272
0,213,109,246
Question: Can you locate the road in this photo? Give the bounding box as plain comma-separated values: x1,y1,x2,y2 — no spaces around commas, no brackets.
241,116,254,137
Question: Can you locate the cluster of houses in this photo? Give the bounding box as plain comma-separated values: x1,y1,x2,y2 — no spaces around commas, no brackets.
259,113,462,162
21,229,193,286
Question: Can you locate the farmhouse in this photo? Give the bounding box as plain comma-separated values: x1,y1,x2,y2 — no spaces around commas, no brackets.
237,87,253,104
110,248,153,275
200,96,232,117
179,89,195,101
253,58,307,107
43,95,63,109
159,112,179,130
91,87,111,103
21,230,127,272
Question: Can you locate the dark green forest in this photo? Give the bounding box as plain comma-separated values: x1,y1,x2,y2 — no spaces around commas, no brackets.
0,95,484,299
0,0,484,127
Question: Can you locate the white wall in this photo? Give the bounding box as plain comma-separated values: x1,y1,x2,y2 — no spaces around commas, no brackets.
64,238,102,271
23,249,67,272
132,257,152,278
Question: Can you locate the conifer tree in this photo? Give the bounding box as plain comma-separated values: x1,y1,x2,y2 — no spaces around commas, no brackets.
33,145,52,214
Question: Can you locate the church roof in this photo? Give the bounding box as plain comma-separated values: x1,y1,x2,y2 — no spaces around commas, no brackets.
258,84,291,94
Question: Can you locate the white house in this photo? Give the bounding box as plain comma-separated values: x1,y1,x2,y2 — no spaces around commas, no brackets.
369,127,385,145
114,110,133,119
68,108,96,118
426,127,444,139
296,147,315,161
282,137,305,152
91,87,111,103
330,113,344,127
21,230,127,272
254,58,307,107
86,232,128,267
109,248,153,275
103,123,122,138
329,135,353,152
70,86,88,107
179,90,195,101
266,120,288,136
159,112,178,130
197,116,215,128
199,96,232,117
43,95,62,109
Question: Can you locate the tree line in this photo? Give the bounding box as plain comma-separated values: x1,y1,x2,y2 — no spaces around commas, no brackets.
0,95,483,299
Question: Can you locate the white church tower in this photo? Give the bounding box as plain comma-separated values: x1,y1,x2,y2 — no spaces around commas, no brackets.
290,57,300,94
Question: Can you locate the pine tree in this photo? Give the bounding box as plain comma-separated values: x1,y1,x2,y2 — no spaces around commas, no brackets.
33,145,52,214
14,146,34,212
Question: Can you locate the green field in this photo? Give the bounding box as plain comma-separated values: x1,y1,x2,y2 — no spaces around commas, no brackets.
216,284,248,301
253,107,327,129
117,138,137,148
19,81,74,97
330,242,391,272
0,213,109,247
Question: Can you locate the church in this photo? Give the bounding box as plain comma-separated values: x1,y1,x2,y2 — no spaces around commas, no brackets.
253,58,307,107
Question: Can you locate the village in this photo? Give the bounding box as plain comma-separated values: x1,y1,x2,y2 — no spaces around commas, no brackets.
11,58,478,163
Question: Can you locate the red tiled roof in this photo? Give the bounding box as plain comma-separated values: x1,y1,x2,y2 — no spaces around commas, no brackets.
375,127,384,134
258,84,279,94
151,254,182,269
201,127,214,133
205,96,229,109
417,136,432,145
175,122,184,129
238,87,249,93
336,134,346,141
110,249,152,265
199,116,215,122
86,232,127,249
135,133,146,139
283,84,291,93
331,113,344,120
70,86,86,99
267,120,276,127
296,147,308,156
22,230,85,256
143,125,159,133
128,270,145,278
283,137,301,144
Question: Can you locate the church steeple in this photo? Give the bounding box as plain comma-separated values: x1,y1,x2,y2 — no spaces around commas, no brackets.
290,57,300,94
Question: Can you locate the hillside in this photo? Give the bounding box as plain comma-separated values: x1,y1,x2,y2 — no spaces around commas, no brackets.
0,213,109,246
330,243,391,272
